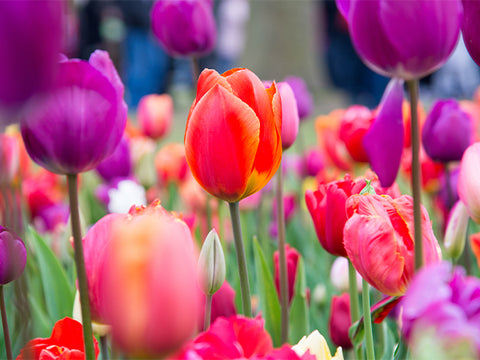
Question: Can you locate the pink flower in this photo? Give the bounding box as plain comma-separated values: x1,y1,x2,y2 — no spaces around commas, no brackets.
458,142,480,223
137,94,173,140
274,244,300,304
328,293,352,349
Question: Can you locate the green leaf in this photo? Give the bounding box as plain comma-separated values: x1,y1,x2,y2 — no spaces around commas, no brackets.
253,237,281,347
27,226,75,322
380,322,397,360
289,257,309,344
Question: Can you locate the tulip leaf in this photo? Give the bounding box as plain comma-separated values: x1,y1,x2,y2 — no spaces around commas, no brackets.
379,322,397,360
27,226,75,323
253,237,281,347
289,256,309,344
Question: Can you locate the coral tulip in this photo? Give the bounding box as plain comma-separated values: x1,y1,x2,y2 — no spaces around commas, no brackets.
344,194,442,296
328,293,352,349
0,226,26,285
458,142,480,223
154,143,189,186
185,68,282,203
339,105,374,162
137,94,173,140
336,0,462,80
462,0,480,67
274,244,300,304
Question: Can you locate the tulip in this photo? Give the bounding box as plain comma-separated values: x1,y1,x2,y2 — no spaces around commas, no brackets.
0,226,26,285
103,200,201,357
198,229,226,296
339,105,374,162
292,330,344,360
422,99,473,162
336,0,463,80
154,143,189,186
95,136,132,182
21,50,127,175
363,78,405,187
302,147,324,177
443,201,469,261
151,0,216,57
185,68,282,203
462,0,480,67
137,94,173,140
458,142,480,223
283,75,314,120
329,293,352,349
273,244,300,304
0,0,63,126
344,194,442,296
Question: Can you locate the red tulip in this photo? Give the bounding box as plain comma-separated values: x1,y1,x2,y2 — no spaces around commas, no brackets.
328,293,353,349
185,68,282,203
274,244,300,304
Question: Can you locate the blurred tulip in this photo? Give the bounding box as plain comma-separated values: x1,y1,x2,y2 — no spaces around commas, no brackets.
185,68,282,203
339,105,374,162
151,0,216,57
274,244,300,304
95,136,132,182
330,257,361,293
292,330,344,360
0,0,63,126
336,0,462,80
21,50,127,175
458,142,480,223
302,147,324,178
17,317,100,360
103,200,201,357
329,293,352,349
0,226,26,285
363,78,405,187
137,94,173,140
422,99,473,162
155,143,189,186
444,201,469,261
462,0,480,67
283,75,314,120
344,194,442,296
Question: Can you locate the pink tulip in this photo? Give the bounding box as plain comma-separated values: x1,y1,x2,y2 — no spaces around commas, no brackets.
137,94,173,140
458,142,480,223
277,82,299,150
274,244,300,304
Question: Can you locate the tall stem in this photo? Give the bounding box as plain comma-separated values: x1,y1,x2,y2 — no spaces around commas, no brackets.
204,294,212,331
348,261,363,360
276,168,289,343
406,79,423,270
228,201,252,317
67,174,95,360
362,279,375,360
0,286,12,360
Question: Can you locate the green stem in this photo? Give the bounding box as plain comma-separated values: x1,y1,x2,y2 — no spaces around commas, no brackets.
67,174,95,360
100,335,109,360
0,286,12,360
228,201,252,317
348,260,363,360
204,294,212,331
362,279,375,360
276,167,289,344
206,194,213,233
407,79,423,271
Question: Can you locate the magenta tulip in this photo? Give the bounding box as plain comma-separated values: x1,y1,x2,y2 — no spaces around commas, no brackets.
0,226,26,285
462,0,480,67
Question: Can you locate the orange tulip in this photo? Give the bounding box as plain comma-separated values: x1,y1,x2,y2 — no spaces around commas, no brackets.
184,68,282,203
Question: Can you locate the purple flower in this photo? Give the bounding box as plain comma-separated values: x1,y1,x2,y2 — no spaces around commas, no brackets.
401,261,480,357
21,50,127,175
363,78,404,187
462,0,480,67
283,76,314,120
151,0,216,57
0,226,26,285
95,136,132,182
0,0,63,126
336,0,463,80
422,99,473,162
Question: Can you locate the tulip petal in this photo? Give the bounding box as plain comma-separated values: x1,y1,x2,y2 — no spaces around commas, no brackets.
192,68,233,108
185,84,260,202
363,78,404,187
335,0,351,19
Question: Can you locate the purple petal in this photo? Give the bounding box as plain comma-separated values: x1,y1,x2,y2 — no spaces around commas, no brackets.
335,0,351,20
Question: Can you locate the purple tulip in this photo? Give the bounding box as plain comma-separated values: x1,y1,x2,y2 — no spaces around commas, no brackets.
0,226,26,285
21,50,127,175
363,78,404,187
151,0,216,57
336,0,463,80
0,0,63,126
401,261,480,357
283,76,314,120
96,137,132,182
462,0,480,67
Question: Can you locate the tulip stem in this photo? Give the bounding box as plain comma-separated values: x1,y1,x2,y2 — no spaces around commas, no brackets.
362,279,375,360
67,174,95,360
0,286,12,360
407,79,423,271
100,335,109,360
228,201,252,317
204,294,212,331
276,167,290,344
348,261,363,360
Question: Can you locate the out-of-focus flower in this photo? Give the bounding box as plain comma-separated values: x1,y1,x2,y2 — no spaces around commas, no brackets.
443,201,469,261
21,50,127,175
185,68,282,203
328,293,352,350
302,147,324,178
0,226,26,285
401,262,480,359
339,105,374,163
458,142,480,223
363,78,404,187
151,0,216,57
106,179,147,214
462,0,480,67
336,0,462,80
422,99,474,162
137,94,173,140
330,257,361,293
283,75,314,121
16,317,100,360
292,330,344,360
0,0,63,126
154,143,189,187
103,200,201,357
344,194,442,296
95,136,132,182
273,244,300,304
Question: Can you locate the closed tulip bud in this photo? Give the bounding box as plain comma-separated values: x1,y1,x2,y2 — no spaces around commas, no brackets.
0,225,26,285
339,105,374,163
198,229,226,295
137,94,173,140
458,143,480,223
444,201,469,261
329,293,353,350
273,244,300,304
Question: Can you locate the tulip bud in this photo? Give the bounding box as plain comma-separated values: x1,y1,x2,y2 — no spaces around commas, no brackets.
0,225,26,284
273,244,300,304
444,201,469,261
329,293,353,349
277,82,299,150
198,229,226,295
